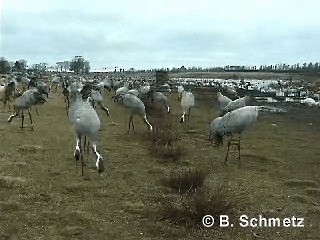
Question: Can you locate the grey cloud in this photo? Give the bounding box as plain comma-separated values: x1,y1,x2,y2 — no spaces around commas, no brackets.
1,0,320,69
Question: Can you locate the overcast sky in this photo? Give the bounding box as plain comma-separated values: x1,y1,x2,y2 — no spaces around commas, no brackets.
1,0,320,70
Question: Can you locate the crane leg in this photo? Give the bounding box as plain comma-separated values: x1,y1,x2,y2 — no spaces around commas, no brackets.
92,144,104,173
142,116,153,132
80,147,84,176
75,136,85,176
128,115,134,131
225,139,231,162
8,111,19,123
74,137,81,161
166,105,170,113
98,102,110,115
21,111,25,129
237,135,241,166
83,136,90,154
28,109,34,130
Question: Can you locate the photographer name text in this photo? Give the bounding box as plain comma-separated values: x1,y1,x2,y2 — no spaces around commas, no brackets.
202,215,305,228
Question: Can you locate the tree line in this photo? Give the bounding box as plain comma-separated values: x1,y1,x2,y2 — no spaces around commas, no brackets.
0,56,90,74
1,56,319,74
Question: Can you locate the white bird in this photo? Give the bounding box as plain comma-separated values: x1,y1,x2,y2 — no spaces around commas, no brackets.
221,95,250,116
119,93,153,132
90,89,110,115
180,91,195,123
138,85,150,96
217,92,232,113
153,92,170,113
113,83,129,101
127,89,140,97
8,88,46,129
208,106,258,165
177,85,184,101
68,81,104,175
301,97,319,107
224,85,238,97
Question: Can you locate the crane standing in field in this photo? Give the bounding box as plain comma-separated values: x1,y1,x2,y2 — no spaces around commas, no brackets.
1,80,21,111
7,88,46,129
68,80,104,175
118,93,153,132
221,95,250,116
177,85,184,101
209,106,258,165
217,91,232,115
153,91,170,113
180,91,195,123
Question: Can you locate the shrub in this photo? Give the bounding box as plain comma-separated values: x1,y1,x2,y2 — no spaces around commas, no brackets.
158,185,246,227
145,105,185,161
160,168,207,194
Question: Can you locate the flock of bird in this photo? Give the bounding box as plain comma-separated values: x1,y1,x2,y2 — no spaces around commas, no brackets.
0,72,300,174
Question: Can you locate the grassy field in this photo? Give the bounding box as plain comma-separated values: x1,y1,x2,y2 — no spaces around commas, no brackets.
0,84,319,239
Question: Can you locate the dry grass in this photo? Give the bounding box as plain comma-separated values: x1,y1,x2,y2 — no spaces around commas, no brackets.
160,168,207,194
145,105,186,161
284,179,319,188
158,185,246,228
305,188,320,197
0,73,319,239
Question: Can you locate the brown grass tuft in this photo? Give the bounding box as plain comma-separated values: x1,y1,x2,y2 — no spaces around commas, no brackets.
305,188,320,197
160,168,207,194
284,179,319,188
158,186,246,227
145,106,186,161
17,144,44,153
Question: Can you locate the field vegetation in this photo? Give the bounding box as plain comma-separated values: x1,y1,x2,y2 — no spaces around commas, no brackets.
0,72,319,239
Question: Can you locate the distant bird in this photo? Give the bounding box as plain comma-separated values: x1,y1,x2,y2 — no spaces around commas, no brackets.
224,85,238,97
61,77,71,114
8,88,46,129
301,97,319,107
113,83,129,102
221,95,250,116
118,93,153,132
68,81,104,175
208,106,258,165
217,92,232,114
50,75,62,92
81,82,110,116
127,89,140,97
1,80,21,111
177,85,184,101
153,92,170,113
90,89,110,115
180,91,195,123
33,81,49,100
138,85,150,96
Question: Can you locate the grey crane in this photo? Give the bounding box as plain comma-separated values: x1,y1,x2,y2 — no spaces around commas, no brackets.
153,92,170,113
177,85,184,101
61,77,71,114
127,89,139,97
221,95,250,116
208,106,258,165
118,93,153,132
1,81,21,111
113,83,129,102
7,88,46,129
50,75,62,92
180,91,195,123
217,91,232,114
68,81,104,175
79,81,110,116
90,89,110,115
